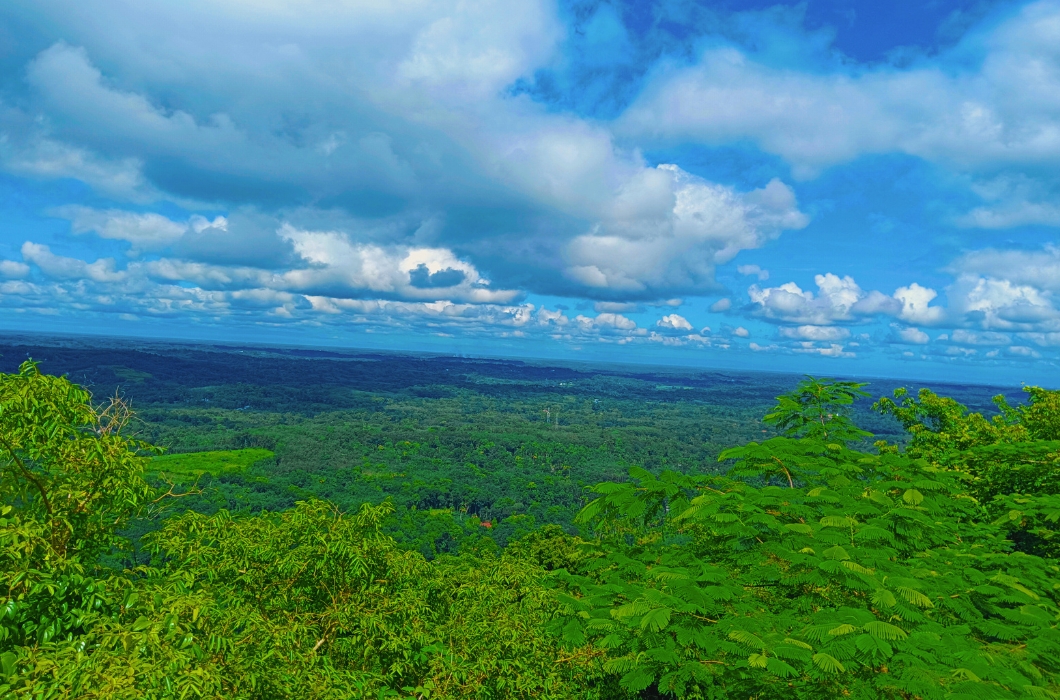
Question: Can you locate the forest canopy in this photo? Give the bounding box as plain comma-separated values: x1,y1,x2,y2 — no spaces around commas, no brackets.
2,361,1059,699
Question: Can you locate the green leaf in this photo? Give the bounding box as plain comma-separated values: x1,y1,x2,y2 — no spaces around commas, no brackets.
902,489,924,505
871,589,897,608
620,667,655,692
863,621,907,640
728,629,766,650
766,657,799,677
895,586,933,608
812,653,846,673
562,619,586,646
819,516,856,528
640,607,672,632
1,651,16,680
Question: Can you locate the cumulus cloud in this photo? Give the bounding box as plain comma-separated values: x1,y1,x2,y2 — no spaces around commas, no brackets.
0,0,1058,368
594,301,639,313
563,166,807,298
893,326,930,344
657,313,694,331
52,206,192,252
749,273,903,325
21,242,126,283
0,260,30,279
793,342,855,358
1008,345,1042,358
619,1,1060,180
0,15,815,302
949,329,1012,346
737,264,769,281
779,325,850,341
956,175,1060,229
894,283,946,326
277,225,518,303
577,312,637,331
949,246,1060,293
13,221,521,307
947,274,1058,332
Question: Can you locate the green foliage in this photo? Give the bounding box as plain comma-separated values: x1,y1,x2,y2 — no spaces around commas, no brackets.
560,379,1060,699
1001,387,1060,441
505,524,593,574
0,364,606,698
1,360,157,657
150,448,275,479
0,360,156,560
763,376,871,444
871,386,1060,460
4,359,1060,699
992,492,1060,559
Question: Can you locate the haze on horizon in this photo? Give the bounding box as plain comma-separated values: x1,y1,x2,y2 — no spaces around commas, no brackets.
1,0,1059,385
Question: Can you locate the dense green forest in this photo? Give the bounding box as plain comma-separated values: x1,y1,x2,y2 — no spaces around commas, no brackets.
2,338,1058,698
0,338,1016,557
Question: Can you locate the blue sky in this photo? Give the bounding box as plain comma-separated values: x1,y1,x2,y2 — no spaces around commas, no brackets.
1,0,1059,384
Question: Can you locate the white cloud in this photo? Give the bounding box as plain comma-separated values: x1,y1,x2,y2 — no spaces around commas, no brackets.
956,176,1060,228
949,246,1060,293
577,312,638,331
619,1,1060,179
1008,345,1042,358
958,203,1060,229
933,246,1060,336
594,301,638,313
948,274,1058,331
0,131,156,201
793,342,855,358
894,283,946,326
564,167,807,296
657,313,693,331
277,225,519,303
53,206,193,251
536,307,569,327
737,264,768,280
894,326,930,344
0,260,30,279
732,326,750,338
749,273,901,325
0,24,817,302
21,242,126,282
779,325,850,341
950,329,1012,346
1,0,1058,369
1021,332,1060,347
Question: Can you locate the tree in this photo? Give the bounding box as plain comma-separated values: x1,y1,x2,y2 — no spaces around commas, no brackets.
763,376,871,444
561,380,1060,699
1,360,158,656
1,363,606,699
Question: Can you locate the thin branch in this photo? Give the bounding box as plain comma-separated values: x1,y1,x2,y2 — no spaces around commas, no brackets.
772,456,794,488
149,474,204,504
0,435,52,515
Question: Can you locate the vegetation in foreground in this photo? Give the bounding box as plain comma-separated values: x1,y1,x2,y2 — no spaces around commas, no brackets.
1,361,1059,698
